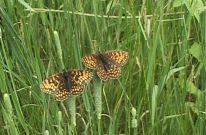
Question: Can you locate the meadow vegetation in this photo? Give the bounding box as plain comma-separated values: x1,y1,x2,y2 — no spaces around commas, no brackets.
0,0,206,134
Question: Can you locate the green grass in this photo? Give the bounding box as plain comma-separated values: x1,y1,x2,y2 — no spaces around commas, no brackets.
0,0,206,135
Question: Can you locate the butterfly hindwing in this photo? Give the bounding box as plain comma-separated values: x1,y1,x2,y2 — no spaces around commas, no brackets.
97,68,108,81
107,65,121,79
55,88,70,101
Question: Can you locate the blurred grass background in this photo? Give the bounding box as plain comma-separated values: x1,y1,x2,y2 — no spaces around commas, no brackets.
0,0,206,135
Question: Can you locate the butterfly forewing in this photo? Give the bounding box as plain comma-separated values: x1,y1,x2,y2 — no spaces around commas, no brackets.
82,54,98,69
40,70,93,101
68,70,92,95
104,51,128,66
69,70,93,85
40,73,62,94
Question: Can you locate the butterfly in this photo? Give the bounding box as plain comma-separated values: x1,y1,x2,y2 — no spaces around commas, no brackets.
40,70,93,101
82,51,128,81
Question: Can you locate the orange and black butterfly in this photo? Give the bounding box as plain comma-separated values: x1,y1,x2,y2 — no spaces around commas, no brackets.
82,51,128,81
40,70,93,101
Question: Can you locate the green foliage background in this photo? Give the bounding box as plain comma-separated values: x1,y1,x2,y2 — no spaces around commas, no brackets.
0,0,206,135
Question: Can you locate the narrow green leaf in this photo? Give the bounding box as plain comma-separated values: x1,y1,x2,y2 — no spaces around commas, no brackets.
17,0,34,11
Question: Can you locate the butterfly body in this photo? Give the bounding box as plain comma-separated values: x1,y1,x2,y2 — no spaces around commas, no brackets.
82,51,128,81
97,53,111,71
62,72,73,90
40,70,93,101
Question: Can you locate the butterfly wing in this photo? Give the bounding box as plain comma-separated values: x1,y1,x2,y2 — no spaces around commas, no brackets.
40,73,63,94
104,51,129,66
97,64,122,80
107,65,121,79
55,85,84,101
55,88,70,101
82,54,99,69
68,70,93,85
97,68,108,81
68,70,93,95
